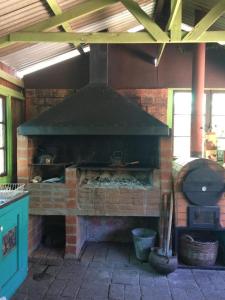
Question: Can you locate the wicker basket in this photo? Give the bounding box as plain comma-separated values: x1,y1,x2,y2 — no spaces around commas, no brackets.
180,234,218,266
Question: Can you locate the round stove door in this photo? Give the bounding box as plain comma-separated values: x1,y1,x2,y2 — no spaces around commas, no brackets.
182,166,224,206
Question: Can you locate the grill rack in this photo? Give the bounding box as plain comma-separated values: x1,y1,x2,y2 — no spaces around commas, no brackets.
0,183,25,200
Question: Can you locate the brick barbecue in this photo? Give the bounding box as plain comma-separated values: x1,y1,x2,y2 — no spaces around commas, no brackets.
17,46,172,258
17,92,172,258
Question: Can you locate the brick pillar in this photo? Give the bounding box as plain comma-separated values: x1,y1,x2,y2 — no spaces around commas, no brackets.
65,167,78,258
65,167,77,209
17,134,34,183
65,216,77,258
28,215,43,255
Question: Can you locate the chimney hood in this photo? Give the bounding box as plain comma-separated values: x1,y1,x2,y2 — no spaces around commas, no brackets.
18,45,170,136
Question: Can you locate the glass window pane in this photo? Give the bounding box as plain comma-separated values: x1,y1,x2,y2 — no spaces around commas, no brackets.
212,116,225,138
212,93,225,115
217,138,225,150
0,124,5,148
173,137,190,157
0,149,5,175
174,92,192,114
0,98,3,123
174,115,191,136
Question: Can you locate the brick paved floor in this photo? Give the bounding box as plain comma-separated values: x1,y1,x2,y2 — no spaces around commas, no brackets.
12,242,225,300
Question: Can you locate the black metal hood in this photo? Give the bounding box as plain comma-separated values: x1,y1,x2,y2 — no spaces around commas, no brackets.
18,45,170,136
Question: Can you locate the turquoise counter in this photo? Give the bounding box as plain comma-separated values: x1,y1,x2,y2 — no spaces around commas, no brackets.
0,193,29,299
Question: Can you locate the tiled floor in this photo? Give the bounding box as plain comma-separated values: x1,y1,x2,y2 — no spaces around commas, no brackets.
12,242,225,300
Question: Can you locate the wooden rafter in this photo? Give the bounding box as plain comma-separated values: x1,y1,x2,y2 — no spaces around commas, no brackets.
169,0,182,40
156,0,182,67
183,0,225,41
45,0,81,51
0,0,119,49
121,0,169,42
5,31,225,44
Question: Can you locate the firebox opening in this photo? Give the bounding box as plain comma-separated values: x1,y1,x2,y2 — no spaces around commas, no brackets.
76,216,159,255
42,216,65,250
29,135,160,183
29,215,65,264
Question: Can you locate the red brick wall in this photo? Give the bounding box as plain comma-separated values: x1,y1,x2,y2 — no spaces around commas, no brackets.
118,89,172,196
25,89,73,120
28,215,43,255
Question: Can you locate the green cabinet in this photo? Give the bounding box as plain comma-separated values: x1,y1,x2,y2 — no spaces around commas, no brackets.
0,194,29,299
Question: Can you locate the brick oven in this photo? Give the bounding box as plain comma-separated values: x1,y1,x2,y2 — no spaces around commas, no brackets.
17,45,172,258
173,158,225,266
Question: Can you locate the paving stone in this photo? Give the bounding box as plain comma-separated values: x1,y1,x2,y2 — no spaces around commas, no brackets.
170,287,189,300
83,267,112,284
202,290,225,300
185,286,205,300
11,293,28,300
45,297,74,300
25,278,50,297
109,283,124,300
77,282,109,300
141,285,172,300
63,258,81,267
112,269,139,285
47,279,67,296
14,242,225,300
93,244,108,263
125,285,141,300
46,265,63,276
62,280,81,297
106,244,130,265
59,264,87,276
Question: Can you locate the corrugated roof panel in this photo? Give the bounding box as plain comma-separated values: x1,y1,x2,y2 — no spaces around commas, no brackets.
72,2,155,32
183,0,225,29
0,43,73,70
0,1,49,37
0,0,156,72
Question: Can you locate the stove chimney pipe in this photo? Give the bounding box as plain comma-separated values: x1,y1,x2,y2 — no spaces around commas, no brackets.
89,44,108,85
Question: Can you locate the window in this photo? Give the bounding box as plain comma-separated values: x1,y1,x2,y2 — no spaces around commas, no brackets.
173,92,192,157
173,92,206,157
211,93,225,150
0,96,6,175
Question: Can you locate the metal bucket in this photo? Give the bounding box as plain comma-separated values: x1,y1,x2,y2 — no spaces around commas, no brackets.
131,228,156,261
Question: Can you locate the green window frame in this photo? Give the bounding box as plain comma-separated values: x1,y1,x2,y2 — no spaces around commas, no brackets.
0,95,6,176
0,85,24,184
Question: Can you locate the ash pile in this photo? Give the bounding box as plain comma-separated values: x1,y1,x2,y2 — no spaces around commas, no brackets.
80,171,151,189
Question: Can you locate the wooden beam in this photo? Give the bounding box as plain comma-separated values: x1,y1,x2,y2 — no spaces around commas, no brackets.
6,32,157,44
0,69,24,88
45,0,79,49
156,44,166,67
0,0,118,49
156,0,182,66
121,0,169,41
0,85,24,100
169,0,182,41
183,0,225,41
5,31,225,43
